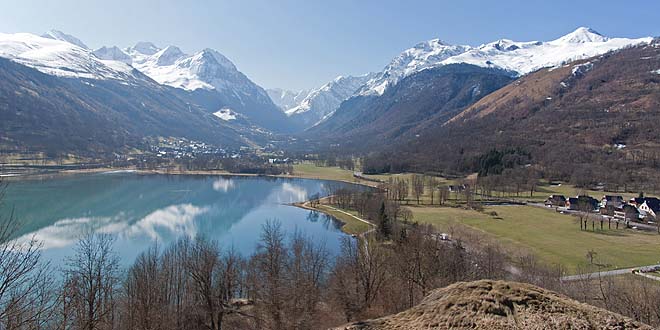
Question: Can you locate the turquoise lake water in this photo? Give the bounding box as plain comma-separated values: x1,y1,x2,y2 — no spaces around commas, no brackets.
0,173,357,266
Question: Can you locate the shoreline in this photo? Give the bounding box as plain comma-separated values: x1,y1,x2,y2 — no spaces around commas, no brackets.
0,166,381,188
1,165,378,235
291,200,374,236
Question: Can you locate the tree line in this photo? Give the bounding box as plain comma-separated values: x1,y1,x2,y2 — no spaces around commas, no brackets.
0,216,515,330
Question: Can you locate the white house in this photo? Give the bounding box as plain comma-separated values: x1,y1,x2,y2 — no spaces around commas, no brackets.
638,198,660,218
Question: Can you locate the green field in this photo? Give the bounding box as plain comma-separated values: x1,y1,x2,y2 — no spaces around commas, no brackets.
292,163,358,183
410,205,660,274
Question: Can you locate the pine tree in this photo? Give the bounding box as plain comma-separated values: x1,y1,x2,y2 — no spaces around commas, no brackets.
377,202,391,240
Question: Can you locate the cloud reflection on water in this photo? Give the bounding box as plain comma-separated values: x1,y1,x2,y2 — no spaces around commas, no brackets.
212,178,235,192
278,182,308,203
15,204,208,250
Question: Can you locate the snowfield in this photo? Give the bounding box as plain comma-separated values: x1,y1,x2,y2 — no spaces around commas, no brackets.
359,27,652,96
0,32,137,81
286,74,374,116
213,108,238,121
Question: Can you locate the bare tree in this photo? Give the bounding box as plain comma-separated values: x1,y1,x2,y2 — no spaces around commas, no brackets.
427,177,437,205
248,220,287,330
330,237,390,322
0,181,55,329
412,175,425,205
281,230,330,329
576,200,593,231
396,178,409,204
247,220,331,329
61,232,120,330
309,192,321,208
438,185,449,205
392,224,442,307
122,244,168,330
185,238,246,330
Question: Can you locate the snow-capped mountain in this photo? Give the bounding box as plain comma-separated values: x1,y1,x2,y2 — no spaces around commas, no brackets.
93,46,132,64
0,32,137,81
118,41,292,131
359,27,651,96
41,29,89,49
122,43,261,95
267,88,309,111
441,27,651,75
358,40,470,96
285,73,375,127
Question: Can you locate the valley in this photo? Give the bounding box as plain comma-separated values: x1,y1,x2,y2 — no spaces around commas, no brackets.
1,20,660,329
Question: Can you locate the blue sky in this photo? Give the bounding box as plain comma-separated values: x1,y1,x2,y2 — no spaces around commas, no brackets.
1,0,658,90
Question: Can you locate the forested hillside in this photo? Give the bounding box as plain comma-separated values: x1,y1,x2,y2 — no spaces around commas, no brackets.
359,41,660,189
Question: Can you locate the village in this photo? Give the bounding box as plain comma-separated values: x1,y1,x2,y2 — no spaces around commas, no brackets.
544,193,660,232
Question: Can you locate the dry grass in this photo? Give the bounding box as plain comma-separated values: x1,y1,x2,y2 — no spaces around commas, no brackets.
336,280,651,330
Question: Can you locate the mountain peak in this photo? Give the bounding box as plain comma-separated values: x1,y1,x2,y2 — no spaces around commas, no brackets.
484,39,522,51
197,48,237,71
41,29,88,49
131,41,161,55
93,46,132,64
413,38,453,51
555,27,609,43
154,45,185,66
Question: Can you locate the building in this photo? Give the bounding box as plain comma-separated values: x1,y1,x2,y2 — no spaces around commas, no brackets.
600,195,624,215
613,205,639,222
448,185,466,193
639,197,660,219
601,195,624,209
567,195,599,211
629,196,646,207
545,195,567,207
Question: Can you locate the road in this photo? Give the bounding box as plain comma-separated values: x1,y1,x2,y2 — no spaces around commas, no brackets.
561,264,660,282
293,197,377,238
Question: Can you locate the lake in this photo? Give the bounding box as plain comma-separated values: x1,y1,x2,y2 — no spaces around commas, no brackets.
0,172,358,267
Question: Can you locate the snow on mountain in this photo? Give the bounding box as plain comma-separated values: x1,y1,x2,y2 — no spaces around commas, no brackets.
285,73,375,127
441,27,651,75
213,108,238,121
123,42,265,98
41,29,89,49
122,41,290,131
129,41,161,55
93,46,132,64
0,32,136,81
267,88,309,111
358,40,471,96
359,27,651,96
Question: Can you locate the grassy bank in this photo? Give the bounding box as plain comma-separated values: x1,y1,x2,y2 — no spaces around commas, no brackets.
410,205,660,274
293,201,372,235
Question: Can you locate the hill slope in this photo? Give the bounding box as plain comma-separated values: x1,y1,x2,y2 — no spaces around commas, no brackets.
398,40,660,182
308,64,515,147
0,57,247,155
336,280,651,330
119,43,294,132
305,28,650,150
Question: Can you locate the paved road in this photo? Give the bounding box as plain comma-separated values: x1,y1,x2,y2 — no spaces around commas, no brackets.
561,264,660,282
636,272,660,282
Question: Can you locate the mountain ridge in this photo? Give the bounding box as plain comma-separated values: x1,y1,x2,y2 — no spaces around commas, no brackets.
305,27,652,147
356,27,651,97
